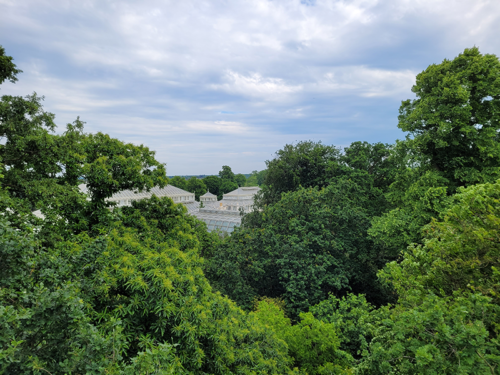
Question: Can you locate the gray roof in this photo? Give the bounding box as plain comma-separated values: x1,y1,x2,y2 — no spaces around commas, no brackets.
79,184,194,201
201,191,217,197
223,186,260,197
193,211,241,223
183,201,201,214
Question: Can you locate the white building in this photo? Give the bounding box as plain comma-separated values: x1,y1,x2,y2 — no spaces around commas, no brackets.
193,186,260,233
52,184,261,234
82,184,200,214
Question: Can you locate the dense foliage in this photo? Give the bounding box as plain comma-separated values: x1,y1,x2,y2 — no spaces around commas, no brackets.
206,180,387,317
2,46,500,374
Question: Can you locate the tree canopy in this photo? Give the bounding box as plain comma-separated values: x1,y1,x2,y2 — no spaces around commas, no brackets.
219,165,235,181
206,180,387,317
202,175,220,196
399,47,500,187
169,175,187,190
234,173,247,187
186,176,207,201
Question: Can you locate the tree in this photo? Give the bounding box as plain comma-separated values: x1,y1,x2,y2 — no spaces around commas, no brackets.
369,48,500,255
261,141,340,205
380,181,500,305
245,170,267,187
0,52,167,235
186,176,207,201
252,300,353,374
203,175,220,196
368,168,450,260
219,165,235,181
218,179,238,200
358,293,499,375
256,169,267,186
398,47,500,187
340,141,397,192
327,142,397,219
246,171,259,186
310,294,376,359
359,181,500,374
169,175,187,190
206,180,387,317
0,45,22,85
0,198,296,374
235,173,247,187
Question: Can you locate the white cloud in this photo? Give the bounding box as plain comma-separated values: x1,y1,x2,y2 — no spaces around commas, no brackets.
315,66,417,98
211,71,303,101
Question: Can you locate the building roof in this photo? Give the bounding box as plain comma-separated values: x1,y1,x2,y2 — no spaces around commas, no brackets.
79,184,194,200
201,191,217,198
223,186,260,197
183,201,201,214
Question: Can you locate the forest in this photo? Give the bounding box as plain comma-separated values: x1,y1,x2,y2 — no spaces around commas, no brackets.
1,45,499,374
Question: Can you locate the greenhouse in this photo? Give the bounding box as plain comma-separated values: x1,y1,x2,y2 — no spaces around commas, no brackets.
76,184,261,234
192,186,260,232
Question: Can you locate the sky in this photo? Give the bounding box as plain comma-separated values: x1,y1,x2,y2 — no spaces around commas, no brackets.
1,0,499,175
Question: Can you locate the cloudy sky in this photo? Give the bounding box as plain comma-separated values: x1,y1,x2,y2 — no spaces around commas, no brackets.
1,0,499,175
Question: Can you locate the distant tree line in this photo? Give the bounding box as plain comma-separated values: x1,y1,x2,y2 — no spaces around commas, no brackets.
169,166,265,201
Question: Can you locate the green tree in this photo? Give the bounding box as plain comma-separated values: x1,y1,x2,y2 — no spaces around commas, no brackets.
340,141,397,192
245,170,267,187
246,171,259,186
0,199,295,374
235,173,247,187
310,294,376,359
252,300,353,374
0,55,167,237
218,179,238,200
0,45,22,85
368,168,450,260
398,47,500,187
203,175,220,196
327,142,397,219
169,175,187,190
380,181,500,305
186,176,207,201
256,169,267,186
219,165,235,181
359,181,500,374
358,293,499,375
206,180,386,317
369,48,500,255
260,141,340,205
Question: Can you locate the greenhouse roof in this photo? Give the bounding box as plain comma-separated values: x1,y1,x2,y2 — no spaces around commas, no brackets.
79,184,194,201
201,191,217,198
223,186,260,197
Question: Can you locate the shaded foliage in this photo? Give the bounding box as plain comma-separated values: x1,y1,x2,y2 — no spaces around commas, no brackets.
206,180,388,317
169,175,187,190
260,141,340,205
186,176,207,201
